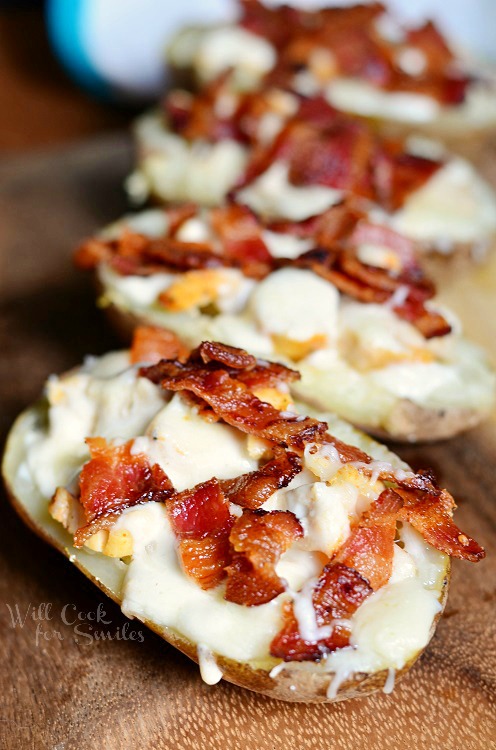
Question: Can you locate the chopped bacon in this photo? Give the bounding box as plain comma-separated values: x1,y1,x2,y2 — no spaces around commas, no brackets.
293,245,451,338
241,111,442,209
396,486,485,562
210,204,273,273
141,355,328,452
194,340,257,370
75,228,227,277
179,531,233,590
73,438,174,548
168,478,231,537
405,21,455,77
373,147,441,213
221,449,302,509
165,80,243,143
270,563,373,661
350,221,420,274
225,509,303,605
167,478,234,589
335,489,403,590
130,326,189,365
239,1,469,104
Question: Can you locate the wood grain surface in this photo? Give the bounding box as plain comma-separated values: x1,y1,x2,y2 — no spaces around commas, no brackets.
0,137,495,750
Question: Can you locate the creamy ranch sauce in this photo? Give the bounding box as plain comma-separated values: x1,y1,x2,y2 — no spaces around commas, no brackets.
96,211,495,422
19,353,447,683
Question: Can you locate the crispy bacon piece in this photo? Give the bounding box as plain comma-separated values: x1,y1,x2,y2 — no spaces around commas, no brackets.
241,109,441,209
75,228,227,277
142,354,328,452
396,486,485,562
130,326,189,365
168,478,231,537
270,564,373,661
225,509,303,605
210,204,273,272
195,340,257,370
373,147,441,212
406,21,453,73
168,478,234,589
221,449,302,509
282,120,376,199
335,489,403,590
165,80,242,143
350,221,419,273
73,438,174,548
179,531,233,590
293,245,451,338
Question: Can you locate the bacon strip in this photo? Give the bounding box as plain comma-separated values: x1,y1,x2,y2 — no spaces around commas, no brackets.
74,438,174,547
225,509,303,606
293,245,451,338
167,478,234,589
221,449,302,510
396,486,485,562
141,355,327,452
335,489,403,590
270,563,373,661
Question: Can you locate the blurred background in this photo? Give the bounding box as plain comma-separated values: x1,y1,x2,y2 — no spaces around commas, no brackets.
0,0,493,152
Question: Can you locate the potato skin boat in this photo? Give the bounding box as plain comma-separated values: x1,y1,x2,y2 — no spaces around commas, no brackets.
2,403,450,703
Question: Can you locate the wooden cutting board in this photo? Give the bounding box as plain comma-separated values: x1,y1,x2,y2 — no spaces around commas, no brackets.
0,136,495,750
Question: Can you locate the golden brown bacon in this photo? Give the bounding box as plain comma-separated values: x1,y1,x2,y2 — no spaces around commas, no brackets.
225,509,303,606
334,489,403,590
73,438,174,548
292,245,451,339
221,449,302,510
210,204,273,271
270,564,373,662
167,478,234,589
141,349,328,453
397,486,485,562
74,199,451,338
240,98,441,210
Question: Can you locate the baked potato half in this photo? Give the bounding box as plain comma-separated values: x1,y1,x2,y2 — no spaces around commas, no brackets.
126,103,496,262
75,206,495,442
3,337,483,703
166,2,496,165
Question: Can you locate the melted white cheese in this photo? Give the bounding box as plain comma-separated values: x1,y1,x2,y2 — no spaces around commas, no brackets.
131,394,256,491
249,267,339,343
168,26,276,90
262,230,313,259
326,76,496,130
197,644,223,685
392,158,496,244
25,353,164,497
237,161,342,222
326,78,440,123
131,112,247,206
